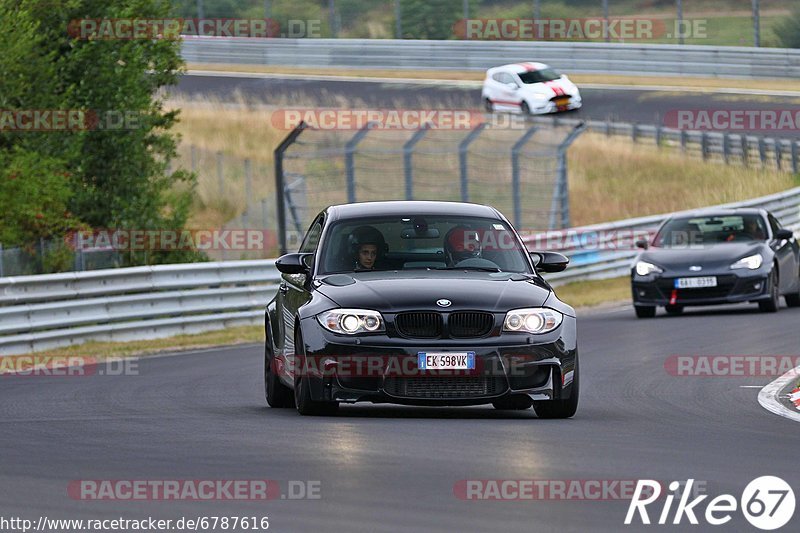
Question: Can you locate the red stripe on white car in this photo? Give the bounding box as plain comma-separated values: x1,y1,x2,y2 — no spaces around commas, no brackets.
517,62,538,72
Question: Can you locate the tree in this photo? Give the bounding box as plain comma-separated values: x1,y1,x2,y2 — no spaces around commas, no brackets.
0,0,199,265
775,6,800,48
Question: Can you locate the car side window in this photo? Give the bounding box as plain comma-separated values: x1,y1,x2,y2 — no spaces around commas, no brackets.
767,214,781,238
492,73,504,83
299,218,323,254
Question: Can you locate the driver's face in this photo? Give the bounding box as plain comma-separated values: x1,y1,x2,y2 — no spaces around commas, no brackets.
358,244,378,269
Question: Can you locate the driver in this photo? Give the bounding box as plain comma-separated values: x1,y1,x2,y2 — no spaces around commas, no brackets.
444,226,482,266
348,226,387,271
743,217,766,240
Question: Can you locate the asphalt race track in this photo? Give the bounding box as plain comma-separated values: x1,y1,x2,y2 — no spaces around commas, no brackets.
2,304,799,532
173,74,800,139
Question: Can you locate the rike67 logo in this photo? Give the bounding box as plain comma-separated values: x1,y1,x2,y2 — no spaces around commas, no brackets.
625,477,795,530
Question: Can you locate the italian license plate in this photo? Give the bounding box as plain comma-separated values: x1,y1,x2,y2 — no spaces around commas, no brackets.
418,352,475,370
554,97,570,106
674,276,717,289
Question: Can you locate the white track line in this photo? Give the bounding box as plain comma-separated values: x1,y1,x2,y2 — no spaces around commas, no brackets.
758,365,800,423
184,70,800,97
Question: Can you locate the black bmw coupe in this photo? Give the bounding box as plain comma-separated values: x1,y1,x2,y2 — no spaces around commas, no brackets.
631,208,800,318
264,201,578,418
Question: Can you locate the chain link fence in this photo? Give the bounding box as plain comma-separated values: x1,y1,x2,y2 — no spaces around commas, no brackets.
274,119,585,253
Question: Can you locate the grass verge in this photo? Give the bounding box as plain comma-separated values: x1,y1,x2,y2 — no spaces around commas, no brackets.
552,276,631,309
186,64,800,94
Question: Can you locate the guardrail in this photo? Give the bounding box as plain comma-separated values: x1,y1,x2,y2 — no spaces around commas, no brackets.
2,187,799,354
0,261,279,355
181,37,800,79
535,186,800,285
528,116,800,174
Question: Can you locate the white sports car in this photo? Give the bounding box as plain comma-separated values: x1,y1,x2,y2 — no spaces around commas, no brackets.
481,62,582,115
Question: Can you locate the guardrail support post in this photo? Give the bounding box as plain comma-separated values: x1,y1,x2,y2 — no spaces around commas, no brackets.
403,124,431,200
274,121,307,255
723,133,731,164
632,123,638,143
655,125,662,147
792,141,798,174
742,135,749,166
511,126,539,229
345,121,375,204
775,141,783,171
244,158,253,226
680,130,687,152
458,123,487,202
216,151,224,197
759,137,767,166
0,243,4,277
701,132,709,160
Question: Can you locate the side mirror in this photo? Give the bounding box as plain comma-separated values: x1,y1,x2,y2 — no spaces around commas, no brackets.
775,229,793,241
276,253,313,274
635,238,650,250
530,251,569,273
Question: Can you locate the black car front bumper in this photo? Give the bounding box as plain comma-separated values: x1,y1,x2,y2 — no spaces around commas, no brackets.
632,271,770,307
295,315,577,406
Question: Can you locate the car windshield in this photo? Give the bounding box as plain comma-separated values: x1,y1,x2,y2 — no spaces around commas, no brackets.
518,68,561,84
653,214,768,247
318,215,532,274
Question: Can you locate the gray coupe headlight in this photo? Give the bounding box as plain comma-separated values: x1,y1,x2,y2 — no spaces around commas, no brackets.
317,309,385,335
635,261,663,276
503,308,563,334
730,253,763,270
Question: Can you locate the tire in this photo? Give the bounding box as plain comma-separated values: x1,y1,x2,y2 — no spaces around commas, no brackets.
759,269,780,313
520,101,531,115
484,98,494,112
492,395,532,410
664,304,684,315
294,329,339,416
533,359,579,419
785,272,800,307
634,305,656,318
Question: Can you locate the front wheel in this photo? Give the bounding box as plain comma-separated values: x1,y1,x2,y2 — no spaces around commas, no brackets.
520,101,531,115
759,270,780,313
533,360,579,419
483,98,494,112
785,272,800,307
634,305,656,318
664,304,684,315
294,329,339,416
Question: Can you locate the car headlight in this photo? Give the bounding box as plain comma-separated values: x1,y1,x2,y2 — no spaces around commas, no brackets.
503,308,563,334
730,253,763,270
635,261,663,276
317,309,385,335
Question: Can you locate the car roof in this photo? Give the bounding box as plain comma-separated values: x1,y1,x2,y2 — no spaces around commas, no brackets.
666,207,767,220
487,62,550,75
325,201,502,221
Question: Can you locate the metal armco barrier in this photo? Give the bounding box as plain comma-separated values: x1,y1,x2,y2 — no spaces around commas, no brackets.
534,186,800,285
0,261,279,355
2,188,799,354
181,37,800,79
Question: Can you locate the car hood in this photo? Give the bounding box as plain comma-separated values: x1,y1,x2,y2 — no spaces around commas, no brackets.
315,272,551,313
639,242,766,271
522,76,579,97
